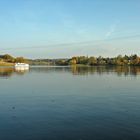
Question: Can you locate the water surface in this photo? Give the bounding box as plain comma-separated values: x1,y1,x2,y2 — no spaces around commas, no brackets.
0,66,140,140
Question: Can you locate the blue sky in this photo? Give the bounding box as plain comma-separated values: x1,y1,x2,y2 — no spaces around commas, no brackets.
0,0,140,58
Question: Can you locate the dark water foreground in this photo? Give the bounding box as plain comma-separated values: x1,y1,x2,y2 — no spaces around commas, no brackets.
0,66,140,140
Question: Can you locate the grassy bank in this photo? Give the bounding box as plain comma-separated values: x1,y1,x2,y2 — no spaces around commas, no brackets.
0,62,14,66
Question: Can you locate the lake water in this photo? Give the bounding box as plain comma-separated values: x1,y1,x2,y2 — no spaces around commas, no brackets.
0,66,140,140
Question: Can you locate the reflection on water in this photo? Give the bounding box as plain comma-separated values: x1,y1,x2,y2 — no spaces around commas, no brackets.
0,67,14,77
1,66,140,78
0,65,140,140
0,67,29,78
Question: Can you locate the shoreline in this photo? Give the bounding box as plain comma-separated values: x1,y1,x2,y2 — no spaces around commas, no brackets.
0,62,14,66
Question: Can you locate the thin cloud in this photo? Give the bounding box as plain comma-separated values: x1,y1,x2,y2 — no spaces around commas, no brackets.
1,33,140,51
105,20,120,38
106,25,116,38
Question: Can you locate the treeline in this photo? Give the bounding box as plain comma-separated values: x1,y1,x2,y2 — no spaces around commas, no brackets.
56,55,140,66
31,54,140,66
0,54,27,63
1,54,140,66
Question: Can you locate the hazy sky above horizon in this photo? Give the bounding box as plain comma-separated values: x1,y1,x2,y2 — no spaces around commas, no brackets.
0,0,140,58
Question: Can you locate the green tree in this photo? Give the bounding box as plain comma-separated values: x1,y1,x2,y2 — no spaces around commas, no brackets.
15,57,26,63
88,57,97,65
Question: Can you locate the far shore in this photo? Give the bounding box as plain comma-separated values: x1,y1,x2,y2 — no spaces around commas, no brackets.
1,54,140,66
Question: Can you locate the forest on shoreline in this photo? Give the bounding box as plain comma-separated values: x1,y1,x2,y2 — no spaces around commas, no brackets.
1,54,140,66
